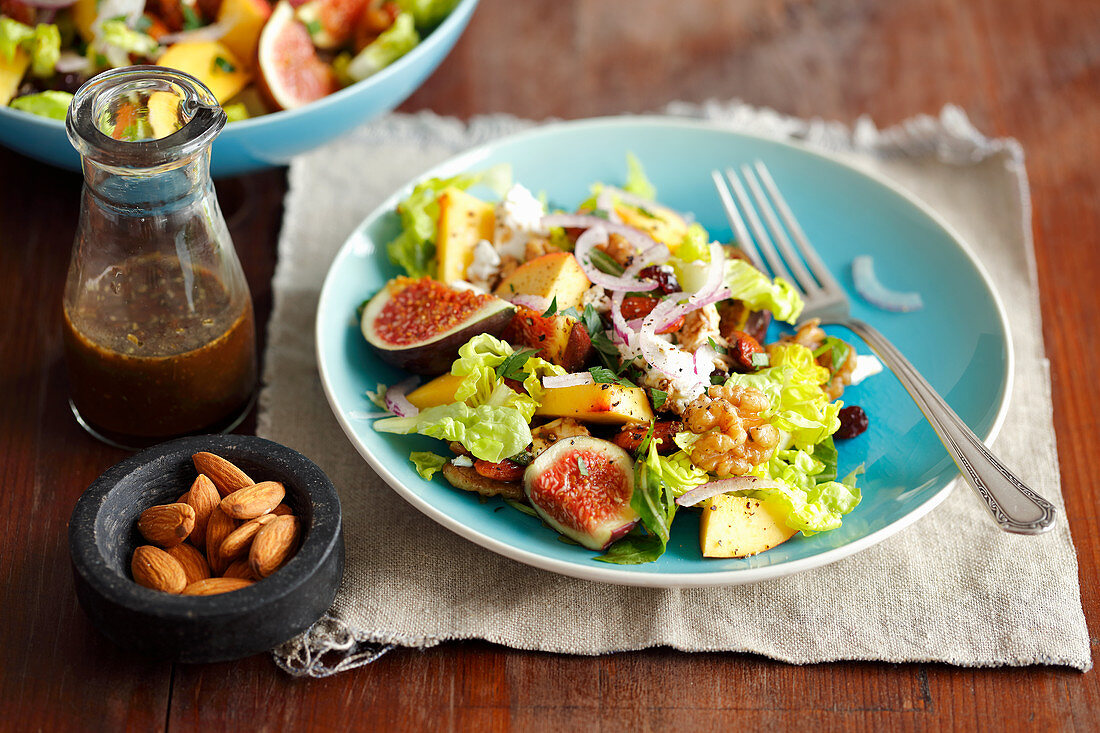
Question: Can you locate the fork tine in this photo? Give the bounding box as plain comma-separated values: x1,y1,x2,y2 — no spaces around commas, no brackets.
723,167,798,288
710,170,766,272
753,161,843,294
741,163,821,295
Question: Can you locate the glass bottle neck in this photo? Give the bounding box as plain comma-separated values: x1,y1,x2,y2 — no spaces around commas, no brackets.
81,147,214,214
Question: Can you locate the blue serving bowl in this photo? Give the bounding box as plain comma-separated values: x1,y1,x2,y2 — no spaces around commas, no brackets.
0,0,478,177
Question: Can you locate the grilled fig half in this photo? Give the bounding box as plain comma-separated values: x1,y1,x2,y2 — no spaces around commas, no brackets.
523,437,639,550
361,276,514,374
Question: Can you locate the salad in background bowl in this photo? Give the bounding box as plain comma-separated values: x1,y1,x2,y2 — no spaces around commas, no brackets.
355,156,881,564
0,0,477,175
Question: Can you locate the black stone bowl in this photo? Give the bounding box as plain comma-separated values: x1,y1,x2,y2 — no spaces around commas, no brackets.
69,434,343,663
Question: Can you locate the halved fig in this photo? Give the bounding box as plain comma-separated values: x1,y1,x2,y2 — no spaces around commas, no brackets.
523,437,639,551
360,276,515,374
256,0,338,111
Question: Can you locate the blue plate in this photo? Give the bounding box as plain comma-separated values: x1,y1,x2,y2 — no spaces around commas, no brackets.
0,0,478,178
316,117,1012,587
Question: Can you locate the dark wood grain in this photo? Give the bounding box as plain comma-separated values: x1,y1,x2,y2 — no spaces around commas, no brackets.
1,0,1096,728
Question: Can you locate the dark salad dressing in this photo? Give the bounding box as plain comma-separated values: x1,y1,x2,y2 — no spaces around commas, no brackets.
63,253,256,442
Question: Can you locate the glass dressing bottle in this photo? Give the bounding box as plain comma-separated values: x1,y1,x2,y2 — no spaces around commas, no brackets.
63,66,257,449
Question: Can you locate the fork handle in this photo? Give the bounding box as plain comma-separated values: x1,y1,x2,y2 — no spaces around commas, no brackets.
841,318,1057,535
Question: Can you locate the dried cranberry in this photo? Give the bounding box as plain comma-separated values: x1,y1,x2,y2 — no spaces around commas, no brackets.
637,265,680,294
836,405,869,439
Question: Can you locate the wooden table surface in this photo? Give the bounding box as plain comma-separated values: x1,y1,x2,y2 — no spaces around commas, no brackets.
1,0,1097,728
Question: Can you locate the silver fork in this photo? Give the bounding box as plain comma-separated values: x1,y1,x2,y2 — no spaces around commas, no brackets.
713,161,1056,535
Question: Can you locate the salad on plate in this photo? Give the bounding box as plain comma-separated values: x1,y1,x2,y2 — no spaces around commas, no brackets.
0,0,457,120
357,156,881,564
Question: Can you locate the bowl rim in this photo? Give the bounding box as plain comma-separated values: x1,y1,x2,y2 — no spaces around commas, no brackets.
69,434,342,617
0,0,480,133
314,115,1014,588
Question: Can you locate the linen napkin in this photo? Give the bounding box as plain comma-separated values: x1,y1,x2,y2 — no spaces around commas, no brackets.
260,103,1091,676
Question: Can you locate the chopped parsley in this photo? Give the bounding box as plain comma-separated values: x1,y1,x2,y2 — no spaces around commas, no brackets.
540,296,558,317
304,19,322,35
213,55,236,73
577,456,588,476
588,248,625,276
588,366,637,388
495,347,540,381
751,351,770,368
649,388,668,410
181,4,202,30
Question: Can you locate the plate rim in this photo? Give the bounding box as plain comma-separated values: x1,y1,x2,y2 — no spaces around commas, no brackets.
314,115,1014,587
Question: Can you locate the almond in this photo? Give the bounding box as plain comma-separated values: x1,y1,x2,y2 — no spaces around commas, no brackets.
132,545,187,593
218,513,278,562
249,515,300,578
221,558,256,580
192,452,254,497
205,507,240,575
137,503,196,548
167,542,211,585
182,577,253,596
271,503,294,517
184,474,220,548
220,481,285,520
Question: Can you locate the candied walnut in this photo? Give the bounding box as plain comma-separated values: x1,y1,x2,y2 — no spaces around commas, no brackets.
596,232,636,267
531,418,590,455
822,342,857,400
782,317,826,351
682,384,779,476
524,236,559,262
497,255,520,281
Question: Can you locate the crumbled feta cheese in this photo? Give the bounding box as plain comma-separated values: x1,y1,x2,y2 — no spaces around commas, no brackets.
466,238,501,291
849,354,884,385
452,455,474,468
494,184,547,260
580,285,611,314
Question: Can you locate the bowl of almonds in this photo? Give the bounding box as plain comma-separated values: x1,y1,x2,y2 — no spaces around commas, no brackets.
69,434,343,663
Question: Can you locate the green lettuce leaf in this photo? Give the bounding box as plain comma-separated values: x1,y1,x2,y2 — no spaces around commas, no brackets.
644,444,708,498
623,151,657,201
409,451,448,479
10,90,71,120
99,19,159,59
346,12,419,81
747,446,861,534
724,258,804,324
724,342,840,451
375,402,531,463
395,0,459,28
677,223,711,262
597,439,689,565
386,164,511,277
0,20,60,76
0,18,33,63
449,333,563,422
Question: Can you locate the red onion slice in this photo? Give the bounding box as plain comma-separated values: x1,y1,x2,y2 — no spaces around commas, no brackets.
851,255,923,312
594,188,622,223
573,226,659,293
676,477,786,507
599,186,689,224
20,0,77,8
541,214,661,255
159,21,231,44
508,294,552,313
542,373,595,389
55,51,92,74
609,291,636,348
384,377,420,417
